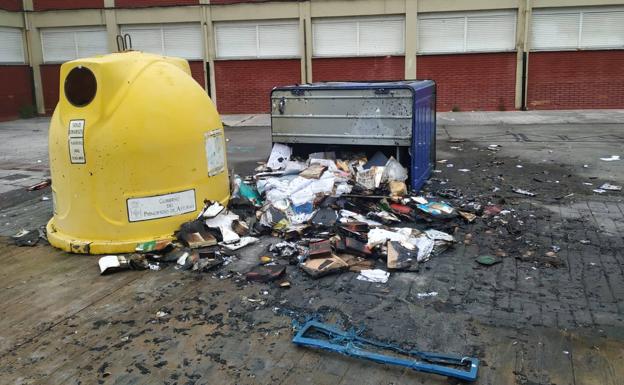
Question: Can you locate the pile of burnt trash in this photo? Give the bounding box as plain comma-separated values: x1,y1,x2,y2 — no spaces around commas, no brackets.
97,143,564,280
98,144,462,280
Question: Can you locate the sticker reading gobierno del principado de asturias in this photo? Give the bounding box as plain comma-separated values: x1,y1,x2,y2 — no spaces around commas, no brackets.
127,189,197,222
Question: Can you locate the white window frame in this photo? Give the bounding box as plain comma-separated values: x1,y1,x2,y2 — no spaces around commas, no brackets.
120,23,204,60
0,27,26,64
41,26,107,64
530,6,624,51
214,20,300,60
312,16,405,58
417,10,517,55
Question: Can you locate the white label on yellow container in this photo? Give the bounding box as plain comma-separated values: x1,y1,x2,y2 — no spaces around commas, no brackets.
205,130,225,176
69,137,86,164
127,189,196,222
68,120,84,138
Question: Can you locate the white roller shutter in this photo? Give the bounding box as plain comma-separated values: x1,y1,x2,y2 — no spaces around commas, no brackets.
122,26,163,55
580,10,624,49
215,23,257,58
417,17,464,54
418,11,516,54
530,12,580,50
531,7,624,51
466,13,516,52
313,16,404,57
0,27,25,64
76,30,109,58
313,20,358,57
359,18,405,56
258,23,299,58
42,30,77,63
164,25,203,59
214,20,299,59
41,27,107,63
122,24,203,59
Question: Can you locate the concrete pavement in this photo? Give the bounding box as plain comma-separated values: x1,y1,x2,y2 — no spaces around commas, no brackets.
1,110,624,384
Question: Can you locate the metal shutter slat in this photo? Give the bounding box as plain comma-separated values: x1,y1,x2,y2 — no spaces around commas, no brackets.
121,26,164,55
417,17,464,54
531,12,580,50
0,27,24,63
466,13,516,52
215,23,257,59
164,25,203,59
359,19,405,56
258,23,299,58
313,21,358,57
581,11,624,48
42,30,77,63
75,30,108,58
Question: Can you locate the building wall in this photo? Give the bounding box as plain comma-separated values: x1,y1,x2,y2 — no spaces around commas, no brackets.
0,66,33,121
188,60,205,89
115,0,199,8
417,53,517,111
528,50,624,110
312,56,405,82
214,59,300,113
211,0,269,4
1,0,623,119
40,64,60,114
33,0,104,11
0,0,21,11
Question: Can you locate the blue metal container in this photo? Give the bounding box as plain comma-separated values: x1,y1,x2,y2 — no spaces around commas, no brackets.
270,81,436,191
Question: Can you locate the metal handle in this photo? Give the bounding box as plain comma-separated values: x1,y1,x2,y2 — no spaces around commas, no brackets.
116,34,133,52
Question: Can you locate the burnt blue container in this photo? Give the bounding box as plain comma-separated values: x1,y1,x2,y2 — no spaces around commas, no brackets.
271,81,436,191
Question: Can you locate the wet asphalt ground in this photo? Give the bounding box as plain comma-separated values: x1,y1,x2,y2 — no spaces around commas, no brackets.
0,113,623,384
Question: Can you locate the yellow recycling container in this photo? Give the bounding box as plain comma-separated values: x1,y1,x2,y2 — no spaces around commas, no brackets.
46,51,230,254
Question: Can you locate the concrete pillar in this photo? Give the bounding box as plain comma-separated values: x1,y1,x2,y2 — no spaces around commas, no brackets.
300,1,312,83
515,0,531,110
103,0,119,53
404,0,417,79
202,4,217,102
298,1,311,83
22,0,45,115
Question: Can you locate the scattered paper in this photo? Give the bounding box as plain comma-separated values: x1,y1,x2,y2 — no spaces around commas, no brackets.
416,291,438,299
513,188,537,197
599,183,622,191
600,155,620,162
221,236,258,250
267,143,292,170
205,213,240,243
357,269,390,283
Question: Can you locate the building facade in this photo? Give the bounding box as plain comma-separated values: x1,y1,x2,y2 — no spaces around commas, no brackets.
0,0,623,120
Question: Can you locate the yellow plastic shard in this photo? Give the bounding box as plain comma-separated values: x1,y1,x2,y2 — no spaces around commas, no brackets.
47,52,230,254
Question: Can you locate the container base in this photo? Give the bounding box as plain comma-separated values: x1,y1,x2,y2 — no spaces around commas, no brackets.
46,218,176,255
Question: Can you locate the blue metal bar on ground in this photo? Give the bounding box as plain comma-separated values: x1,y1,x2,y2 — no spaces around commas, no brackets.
292,320,479,382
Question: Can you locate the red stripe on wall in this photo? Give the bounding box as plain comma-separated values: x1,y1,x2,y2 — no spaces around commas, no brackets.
115,0,198,8
0,0,21,11
33,0,103,11
0,65,34,121
41,64,61,115
312,56,405,82
417,52,517,112
528,50,624,110
188,60,205,89
214,59,301,114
